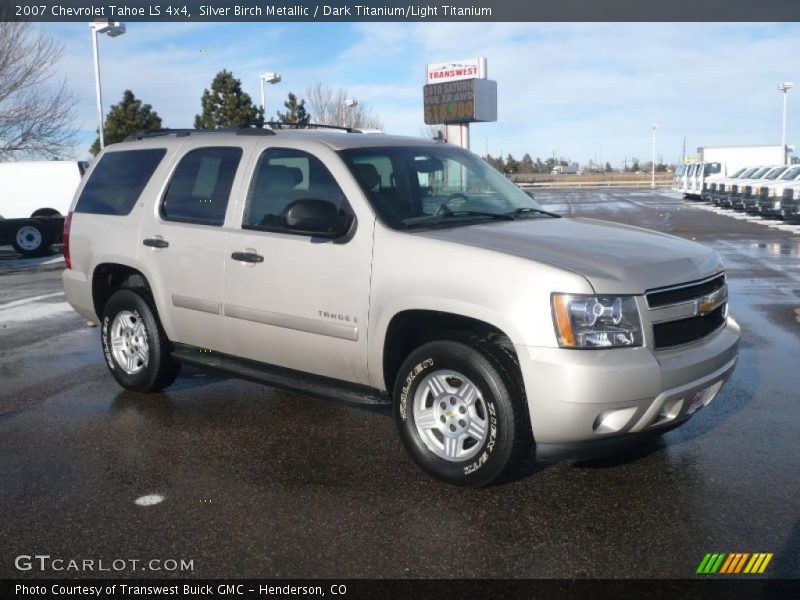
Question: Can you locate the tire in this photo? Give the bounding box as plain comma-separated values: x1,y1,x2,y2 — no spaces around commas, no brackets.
31,208,60,218
101,289,180,393
393,337,532,487
11,219,52,256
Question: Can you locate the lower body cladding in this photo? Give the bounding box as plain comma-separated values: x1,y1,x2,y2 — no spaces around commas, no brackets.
516,317,740,460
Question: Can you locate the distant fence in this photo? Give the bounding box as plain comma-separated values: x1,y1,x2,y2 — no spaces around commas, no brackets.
517,181,673,189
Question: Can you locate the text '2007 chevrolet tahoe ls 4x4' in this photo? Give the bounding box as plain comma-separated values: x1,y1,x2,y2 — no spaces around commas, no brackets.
63,127,740,486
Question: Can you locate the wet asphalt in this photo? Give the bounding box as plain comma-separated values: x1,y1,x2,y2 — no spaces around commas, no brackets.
0,189,798,579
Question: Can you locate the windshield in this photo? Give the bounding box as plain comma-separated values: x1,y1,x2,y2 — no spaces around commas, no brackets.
750,167,771,179
738,168,758,179
729,168,746,178
339,145,551,229
764,167,787,180
780,166,800,180
704,162,721,175
676,165,686,176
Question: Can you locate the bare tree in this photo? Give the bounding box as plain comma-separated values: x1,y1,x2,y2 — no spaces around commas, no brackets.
0,21,78,160
305,83,382,130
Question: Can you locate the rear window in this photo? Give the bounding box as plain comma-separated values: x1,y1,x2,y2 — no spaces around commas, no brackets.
74,149,166,216
161,147,242,226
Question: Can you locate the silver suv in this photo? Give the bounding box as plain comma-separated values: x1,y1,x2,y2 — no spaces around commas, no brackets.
63,128,740,486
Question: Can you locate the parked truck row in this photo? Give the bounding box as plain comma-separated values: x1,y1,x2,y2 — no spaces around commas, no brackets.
673,145,790,200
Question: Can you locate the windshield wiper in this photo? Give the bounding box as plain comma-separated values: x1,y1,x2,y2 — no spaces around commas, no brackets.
404,210,517,228
510,207,560,218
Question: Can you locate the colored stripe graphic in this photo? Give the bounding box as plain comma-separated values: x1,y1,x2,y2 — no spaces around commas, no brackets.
698,552,773,574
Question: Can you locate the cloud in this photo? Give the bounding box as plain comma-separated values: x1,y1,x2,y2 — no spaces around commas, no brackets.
41,22,800,163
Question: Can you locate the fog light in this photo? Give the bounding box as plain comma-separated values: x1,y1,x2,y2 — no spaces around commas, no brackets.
593,407,638,434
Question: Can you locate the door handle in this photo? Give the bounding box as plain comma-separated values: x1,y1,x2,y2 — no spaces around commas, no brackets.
231,251,264,263
143,238,169,249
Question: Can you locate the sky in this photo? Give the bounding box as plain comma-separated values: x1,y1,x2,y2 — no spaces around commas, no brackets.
41,21,800,165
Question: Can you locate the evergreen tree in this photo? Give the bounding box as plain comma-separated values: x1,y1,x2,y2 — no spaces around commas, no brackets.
605,161,612,173
274,92,311,127
520,153,535,174
194,70,263,130
90,90,161,155
504,154,519,174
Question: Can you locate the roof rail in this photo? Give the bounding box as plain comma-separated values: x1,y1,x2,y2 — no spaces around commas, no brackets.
123,127,275,141
265,122,363,134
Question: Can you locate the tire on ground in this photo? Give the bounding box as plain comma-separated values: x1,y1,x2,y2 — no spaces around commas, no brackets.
11,219,52,256
393,337,532,487
101,288,180,393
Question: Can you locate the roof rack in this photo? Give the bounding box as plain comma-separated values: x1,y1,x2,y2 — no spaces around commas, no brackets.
265,122,363,134
123,127,276,141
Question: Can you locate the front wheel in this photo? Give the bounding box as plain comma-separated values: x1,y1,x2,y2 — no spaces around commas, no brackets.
101,289,180,393
394,338,532,487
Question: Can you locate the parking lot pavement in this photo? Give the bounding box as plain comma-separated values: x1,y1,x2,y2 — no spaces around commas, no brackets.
1,190,798,579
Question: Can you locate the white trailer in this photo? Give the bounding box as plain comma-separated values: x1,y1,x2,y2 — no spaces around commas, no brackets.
0,160,86,256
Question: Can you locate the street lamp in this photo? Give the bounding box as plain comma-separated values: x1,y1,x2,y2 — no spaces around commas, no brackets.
90,20,126,152
343,98,357,127
259,72,282,117
778,81,794,162
651,124,659,188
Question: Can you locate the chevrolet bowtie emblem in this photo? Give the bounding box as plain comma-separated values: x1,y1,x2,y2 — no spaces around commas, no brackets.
698,286,727,316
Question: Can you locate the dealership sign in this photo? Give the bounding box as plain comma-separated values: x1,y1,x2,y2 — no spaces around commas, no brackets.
423,78,497,125
426,58,487,84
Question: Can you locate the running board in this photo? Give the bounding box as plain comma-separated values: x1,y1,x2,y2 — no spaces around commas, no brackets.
171,344,390,406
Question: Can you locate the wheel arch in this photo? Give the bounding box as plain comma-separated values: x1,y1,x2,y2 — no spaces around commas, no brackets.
377,306,522,394
91,262,154,320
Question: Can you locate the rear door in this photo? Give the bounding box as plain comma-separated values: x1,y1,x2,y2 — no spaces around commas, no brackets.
138,142,248,353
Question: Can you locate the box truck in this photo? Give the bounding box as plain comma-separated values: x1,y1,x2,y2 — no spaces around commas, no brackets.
0,160,86,256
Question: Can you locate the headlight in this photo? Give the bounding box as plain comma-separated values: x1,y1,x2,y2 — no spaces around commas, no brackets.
551,294,642,348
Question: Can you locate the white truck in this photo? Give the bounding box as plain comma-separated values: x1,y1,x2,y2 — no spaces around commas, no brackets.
0,160,86,255
695,145,786,200
551,163,581,175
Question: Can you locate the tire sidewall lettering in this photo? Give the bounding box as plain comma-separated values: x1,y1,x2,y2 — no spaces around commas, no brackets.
399,358,434,421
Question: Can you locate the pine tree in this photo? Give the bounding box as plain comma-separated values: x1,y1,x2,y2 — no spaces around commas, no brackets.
194,70,264,130
273,92,310,128
504,154,519,174
520,153,535,174
90,90,161,155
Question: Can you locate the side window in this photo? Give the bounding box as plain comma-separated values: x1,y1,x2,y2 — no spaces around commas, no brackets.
243,148,346,231
161,147,242,226
75,149,166,215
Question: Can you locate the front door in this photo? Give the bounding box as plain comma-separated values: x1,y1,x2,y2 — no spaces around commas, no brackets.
224,146,374,384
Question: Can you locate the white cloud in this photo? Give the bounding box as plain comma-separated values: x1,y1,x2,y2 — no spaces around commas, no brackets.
41,22,800,164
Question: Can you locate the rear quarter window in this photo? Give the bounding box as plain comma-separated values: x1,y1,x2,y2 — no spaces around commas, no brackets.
74,149,167,216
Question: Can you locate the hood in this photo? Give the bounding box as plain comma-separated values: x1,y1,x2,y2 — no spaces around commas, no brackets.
417,217,722,294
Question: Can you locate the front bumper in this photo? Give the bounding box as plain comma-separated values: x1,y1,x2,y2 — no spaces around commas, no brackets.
515,316,740,461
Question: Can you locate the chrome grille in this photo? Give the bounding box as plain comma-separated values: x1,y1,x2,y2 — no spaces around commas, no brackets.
645,275,728,350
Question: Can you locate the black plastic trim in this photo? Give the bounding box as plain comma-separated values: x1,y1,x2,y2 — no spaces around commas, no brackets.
171,343,389,406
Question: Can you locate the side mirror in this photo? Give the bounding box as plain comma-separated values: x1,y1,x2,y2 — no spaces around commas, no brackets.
283,199,352,237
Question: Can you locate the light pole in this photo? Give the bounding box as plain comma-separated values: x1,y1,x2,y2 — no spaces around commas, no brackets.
90,20,126,152
778,82,794,163
651,124,659,188
343,98,357,127
259,72,282,121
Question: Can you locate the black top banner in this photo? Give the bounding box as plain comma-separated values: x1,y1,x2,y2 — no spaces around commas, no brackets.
4,0,800,22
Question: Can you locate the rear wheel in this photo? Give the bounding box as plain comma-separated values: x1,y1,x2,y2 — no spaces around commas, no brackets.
393,337,532,487
11,219,52,256
101,289,180,392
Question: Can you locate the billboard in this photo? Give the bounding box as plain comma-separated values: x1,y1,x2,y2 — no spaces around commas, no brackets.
426,58,487,84
423,78,497,125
